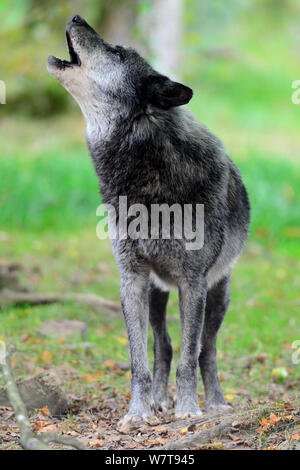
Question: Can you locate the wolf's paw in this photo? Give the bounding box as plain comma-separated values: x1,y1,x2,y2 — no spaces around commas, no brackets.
117,413,150,431
175,409,203,419
175,404,202,420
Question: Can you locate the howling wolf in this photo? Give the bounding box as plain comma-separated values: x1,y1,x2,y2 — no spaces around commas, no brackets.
48,15,250,428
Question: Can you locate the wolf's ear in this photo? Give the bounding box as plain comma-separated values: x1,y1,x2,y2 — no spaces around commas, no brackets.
146,75,193,109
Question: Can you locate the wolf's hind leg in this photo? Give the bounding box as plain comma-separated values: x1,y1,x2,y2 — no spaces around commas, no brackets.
199,274,231,412
149,284,172,414
175,277,206,419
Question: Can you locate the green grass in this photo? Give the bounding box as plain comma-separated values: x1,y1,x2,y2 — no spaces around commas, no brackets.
0,146,99,231
239,155,300,258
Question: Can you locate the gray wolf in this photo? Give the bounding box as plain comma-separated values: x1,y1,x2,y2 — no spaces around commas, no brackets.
47,15,250,428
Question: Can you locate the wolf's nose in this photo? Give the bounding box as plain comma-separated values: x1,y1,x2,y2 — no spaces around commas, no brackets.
72,15,84,24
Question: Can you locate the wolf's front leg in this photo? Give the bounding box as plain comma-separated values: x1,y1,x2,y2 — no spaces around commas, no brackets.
175,277,206,419
118,272,153,428
149,284,172,414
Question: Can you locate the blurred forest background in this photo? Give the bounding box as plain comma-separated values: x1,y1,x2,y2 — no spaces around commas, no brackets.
0,0,300,450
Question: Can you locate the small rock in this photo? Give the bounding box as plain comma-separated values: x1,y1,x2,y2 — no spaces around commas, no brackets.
36,319,87,340
0,372,68,416
0,263,21,290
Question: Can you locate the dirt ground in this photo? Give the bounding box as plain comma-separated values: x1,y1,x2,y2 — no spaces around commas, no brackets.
1,372,299,451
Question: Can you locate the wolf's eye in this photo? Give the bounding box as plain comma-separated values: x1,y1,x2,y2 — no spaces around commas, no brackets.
111,48,124,60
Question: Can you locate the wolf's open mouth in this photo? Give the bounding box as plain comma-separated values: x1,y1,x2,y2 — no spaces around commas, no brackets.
50,30,81,68
65,30,81,66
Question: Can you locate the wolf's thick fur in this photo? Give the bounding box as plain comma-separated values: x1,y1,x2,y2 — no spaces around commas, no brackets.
48,16,250,426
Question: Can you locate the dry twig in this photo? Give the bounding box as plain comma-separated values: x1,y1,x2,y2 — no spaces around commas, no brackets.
0,342,87,450
0,290,121,315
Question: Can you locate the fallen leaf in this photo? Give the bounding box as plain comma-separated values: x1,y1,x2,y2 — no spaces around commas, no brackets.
34,421,58,433
203,441,223,450
271,402,284,407
40,350,52,363
82,370,104,382
38,406,50,416
39,424,60,433
34,421,49,430
271,367,288,380
269,413,281,424
258,413,281,435
156,426,168,434
103,360,116,368
116,337,128,345
198,423,213,430
89,439,103,448
225,394,235,401
258,417,271,434
256,352,267,364
143,437,168,446
82,373,95,382
67,430,79,436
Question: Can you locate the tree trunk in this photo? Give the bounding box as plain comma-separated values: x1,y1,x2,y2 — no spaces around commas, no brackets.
99,0,139,47
99,0,184,79
146,0,183,78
